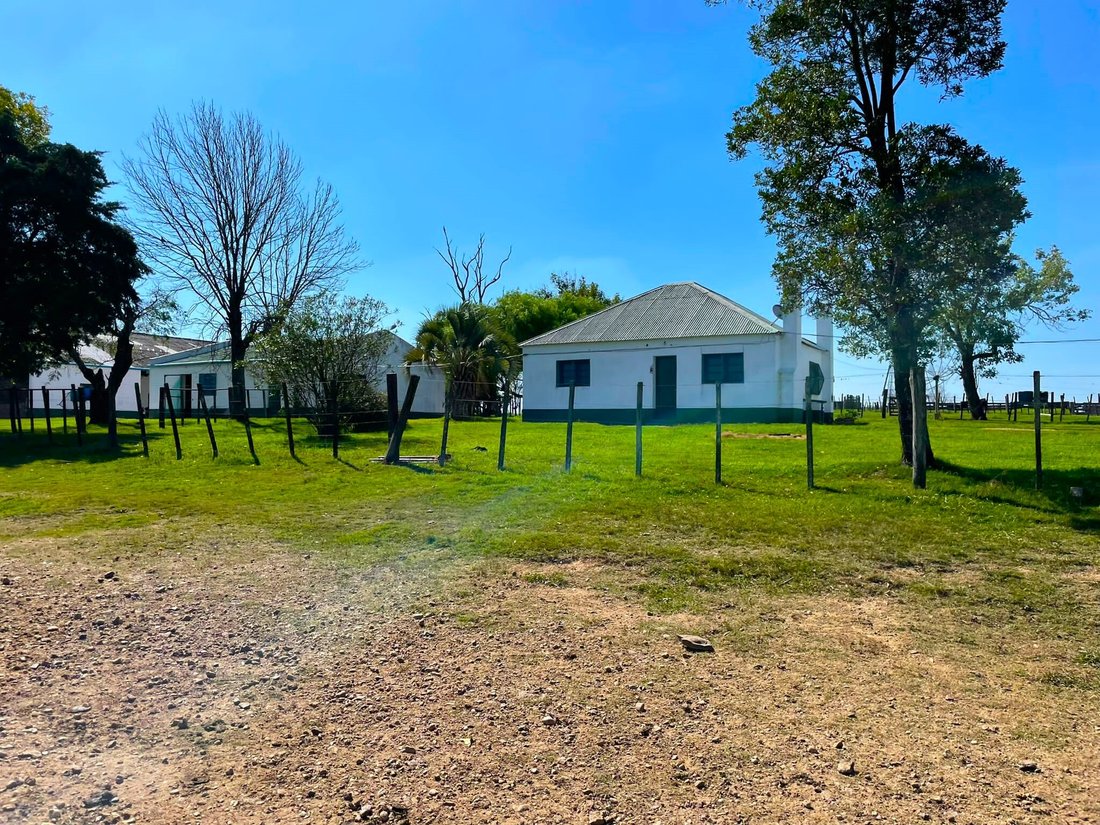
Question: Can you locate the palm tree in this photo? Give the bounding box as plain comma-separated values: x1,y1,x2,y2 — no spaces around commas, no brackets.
407,303,515,464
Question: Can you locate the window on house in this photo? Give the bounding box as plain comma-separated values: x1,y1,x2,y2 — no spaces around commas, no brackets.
556,359,591,387
701,353,745,384
198,373,217,399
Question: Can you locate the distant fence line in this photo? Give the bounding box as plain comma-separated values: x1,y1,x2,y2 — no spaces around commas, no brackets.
3,372,1095,495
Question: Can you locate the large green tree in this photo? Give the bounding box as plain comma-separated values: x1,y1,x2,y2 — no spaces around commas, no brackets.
493,272,619,345
715,0,1012,485
0,112,146,383
935,246,1089,417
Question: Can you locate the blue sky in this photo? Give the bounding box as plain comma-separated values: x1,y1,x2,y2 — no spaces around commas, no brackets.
5,0,1099,401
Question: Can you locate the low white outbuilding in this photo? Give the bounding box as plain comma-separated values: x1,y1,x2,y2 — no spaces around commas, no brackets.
145,332,446,418
520,282,833,424
26,334,209,417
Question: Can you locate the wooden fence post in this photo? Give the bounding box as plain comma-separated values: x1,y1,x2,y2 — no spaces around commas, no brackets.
61,387,68,434
282,383,295,458
158,384,166,429
198,388,218,458
1033,371,1042,490
805,377,815,490
438,385,452,467
8,387,17,435
163,384,182,460
911,369,928,489
565,382,575,472
27,388,34,433
329,382,340,460
881,388,888,418
1060,393,1066,422
715,383,722,485
41,387,52,444
134,383,148,457
241,388,258,465
386,373,399,440
497,385,509,472
71,385,83,447
635,381,643,477
384,374,419,464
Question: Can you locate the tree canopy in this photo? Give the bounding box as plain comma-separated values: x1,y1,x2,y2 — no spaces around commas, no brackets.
717,0,1013,484
934,246,1089,416
0,112,146,380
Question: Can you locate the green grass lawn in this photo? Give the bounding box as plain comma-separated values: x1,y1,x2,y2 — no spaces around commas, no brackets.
2,410,1098,642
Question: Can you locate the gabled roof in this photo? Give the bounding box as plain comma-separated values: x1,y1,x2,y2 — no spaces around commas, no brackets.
520,282,781,348
130,334,211,367
148,341,230,367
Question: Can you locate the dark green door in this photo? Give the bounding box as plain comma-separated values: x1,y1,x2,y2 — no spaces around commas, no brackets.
655,356,677,413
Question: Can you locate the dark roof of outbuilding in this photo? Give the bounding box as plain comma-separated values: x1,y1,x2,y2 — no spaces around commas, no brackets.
520,282,781,347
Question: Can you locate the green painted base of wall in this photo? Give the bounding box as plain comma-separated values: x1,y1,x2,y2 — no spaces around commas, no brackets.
522,407,834,425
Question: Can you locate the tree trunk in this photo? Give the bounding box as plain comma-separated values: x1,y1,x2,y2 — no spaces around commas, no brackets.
891,321,934,469
228,303,248,418
86,370,109,425
891,345,915,466
910,366,928,488
959,351,987,420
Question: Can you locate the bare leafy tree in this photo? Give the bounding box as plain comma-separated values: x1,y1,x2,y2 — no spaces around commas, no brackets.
436,226,511,303
123,102,361,413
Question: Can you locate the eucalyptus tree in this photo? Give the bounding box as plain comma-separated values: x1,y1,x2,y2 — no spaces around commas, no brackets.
935,247,1088,417
713,0,1014,484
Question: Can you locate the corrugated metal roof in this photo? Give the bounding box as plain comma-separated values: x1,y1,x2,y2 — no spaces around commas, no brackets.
520,282,781,347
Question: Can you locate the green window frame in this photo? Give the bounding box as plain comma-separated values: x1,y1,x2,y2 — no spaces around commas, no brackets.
701,353,744,384
556,359,591,387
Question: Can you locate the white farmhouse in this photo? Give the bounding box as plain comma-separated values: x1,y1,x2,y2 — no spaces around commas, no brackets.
520,282,833,424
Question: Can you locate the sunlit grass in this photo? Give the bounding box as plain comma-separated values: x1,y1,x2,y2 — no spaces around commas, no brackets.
1,410,1097,638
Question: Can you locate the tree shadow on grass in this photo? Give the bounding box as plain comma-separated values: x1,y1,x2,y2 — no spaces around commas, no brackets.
935,459,1100,532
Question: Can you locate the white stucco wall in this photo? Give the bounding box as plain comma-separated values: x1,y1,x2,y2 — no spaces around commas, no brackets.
522,334,786,413
27,363,146,414
522,328,833,419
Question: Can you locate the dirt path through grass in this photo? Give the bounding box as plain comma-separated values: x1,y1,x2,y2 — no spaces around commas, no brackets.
2,540,1097,824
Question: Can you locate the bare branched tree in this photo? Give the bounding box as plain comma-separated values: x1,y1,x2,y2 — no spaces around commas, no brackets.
435,226,511,303
123,102,362,413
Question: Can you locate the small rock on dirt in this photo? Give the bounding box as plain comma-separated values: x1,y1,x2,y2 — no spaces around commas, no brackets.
677,635,715,653
1019,761,1040,773
837,760,857,776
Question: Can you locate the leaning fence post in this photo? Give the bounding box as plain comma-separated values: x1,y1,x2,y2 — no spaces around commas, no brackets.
163,384,182,460
635,381,643,477
41,387,52,444
282,382,295,458
241,387,258,465
134,383,148,457
438,384,455,467
715,383,722,485
1033,371,1042,490
386,373,399,440
198,388,218,458
497,385,509,471
565,382,575,472
384,374,420,464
